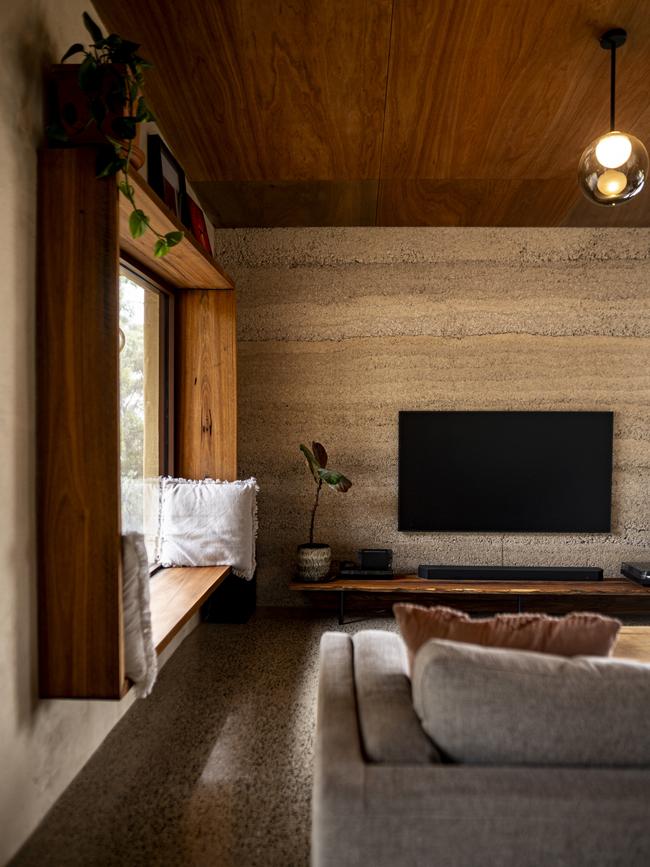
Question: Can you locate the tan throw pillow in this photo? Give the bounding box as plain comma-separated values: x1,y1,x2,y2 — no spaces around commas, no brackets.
394,603,621,670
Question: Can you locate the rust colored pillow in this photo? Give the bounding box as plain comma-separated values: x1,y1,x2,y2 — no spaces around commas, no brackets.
394,603,621,671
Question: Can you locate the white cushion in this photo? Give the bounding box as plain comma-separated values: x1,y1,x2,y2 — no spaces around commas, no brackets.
122,532,157,697
159,477,258,579
412,639,650,766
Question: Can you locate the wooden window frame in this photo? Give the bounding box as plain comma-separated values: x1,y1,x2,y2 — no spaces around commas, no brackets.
37,148,237,699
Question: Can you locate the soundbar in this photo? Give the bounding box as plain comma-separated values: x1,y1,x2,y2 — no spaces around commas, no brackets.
417,565,603,582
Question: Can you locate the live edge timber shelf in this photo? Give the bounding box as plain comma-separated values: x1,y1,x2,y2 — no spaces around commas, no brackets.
289,576,650,624
119,169,234,290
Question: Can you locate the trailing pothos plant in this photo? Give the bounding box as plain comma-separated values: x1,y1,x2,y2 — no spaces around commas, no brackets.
300,442,352,545
49,12,183,258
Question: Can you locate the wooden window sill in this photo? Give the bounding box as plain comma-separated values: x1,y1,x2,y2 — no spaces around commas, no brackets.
149,565,231,654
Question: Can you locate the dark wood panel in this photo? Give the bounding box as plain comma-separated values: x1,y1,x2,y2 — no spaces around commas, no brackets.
377,178,581,226
381,0,650,181
194,180,379,228
37,149,124,699
175,290,238,481
94,0,393,182
94,0,650,226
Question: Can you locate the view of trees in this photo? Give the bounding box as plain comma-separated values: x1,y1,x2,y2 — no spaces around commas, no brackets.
120,275,146,535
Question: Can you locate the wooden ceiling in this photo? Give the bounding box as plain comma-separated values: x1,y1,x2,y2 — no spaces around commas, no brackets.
94,0,650,227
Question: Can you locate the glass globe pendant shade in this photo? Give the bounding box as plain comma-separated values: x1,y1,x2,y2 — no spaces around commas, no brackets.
578,130,648,206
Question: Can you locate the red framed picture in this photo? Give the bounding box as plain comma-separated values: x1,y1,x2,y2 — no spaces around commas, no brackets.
184,194,212,256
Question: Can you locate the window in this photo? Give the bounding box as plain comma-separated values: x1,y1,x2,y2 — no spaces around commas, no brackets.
119,267,172,567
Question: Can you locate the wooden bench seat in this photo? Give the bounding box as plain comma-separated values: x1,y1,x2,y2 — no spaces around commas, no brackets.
149,565,231,654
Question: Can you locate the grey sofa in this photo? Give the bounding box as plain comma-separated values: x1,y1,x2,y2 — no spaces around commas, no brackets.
312,630,650,867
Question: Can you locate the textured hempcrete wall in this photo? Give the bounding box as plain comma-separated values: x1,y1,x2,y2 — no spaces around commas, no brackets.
214,228,650,606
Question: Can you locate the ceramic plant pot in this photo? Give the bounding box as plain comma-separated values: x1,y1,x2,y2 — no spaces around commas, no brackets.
297,543,331,582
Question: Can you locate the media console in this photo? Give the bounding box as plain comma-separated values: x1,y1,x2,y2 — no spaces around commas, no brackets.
417,565,603,581
289,574,650,625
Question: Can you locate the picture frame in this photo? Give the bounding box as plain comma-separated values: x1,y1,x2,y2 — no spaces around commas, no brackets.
183,193,213,256
147,134,186,219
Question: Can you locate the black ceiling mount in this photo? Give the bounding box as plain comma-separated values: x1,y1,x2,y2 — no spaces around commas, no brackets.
600,28,627,50
599,29,627,130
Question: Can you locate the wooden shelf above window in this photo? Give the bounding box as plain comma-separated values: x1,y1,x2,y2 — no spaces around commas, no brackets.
149,565,231,654
119,170,234,290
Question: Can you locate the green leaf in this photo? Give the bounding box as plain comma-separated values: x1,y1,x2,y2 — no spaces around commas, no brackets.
105,135,123,152
45,123,69,142
61,43,85,63
134,56,154,70
82,11,104,44
154,238,169,257
136,95,154,122
110,115,137,139
129,209,149,239
312,442,328,468
118,180,134,199
96,156,125,178
317,469,352,492
300,444,321,483
89,97,106,128
78,54,99,92
164,231,184,247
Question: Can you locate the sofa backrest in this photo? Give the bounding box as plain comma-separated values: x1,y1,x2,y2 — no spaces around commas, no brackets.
412,639,650,766
352,630,439,764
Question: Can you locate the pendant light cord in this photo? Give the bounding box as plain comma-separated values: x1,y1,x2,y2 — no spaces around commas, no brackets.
610,44,616,131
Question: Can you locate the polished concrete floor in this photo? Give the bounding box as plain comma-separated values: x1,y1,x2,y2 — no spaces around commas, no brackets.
13,609,396,867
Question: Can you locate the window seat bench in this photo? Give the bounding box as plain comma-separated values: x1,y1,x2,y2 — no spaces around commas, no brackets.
149,565,231,654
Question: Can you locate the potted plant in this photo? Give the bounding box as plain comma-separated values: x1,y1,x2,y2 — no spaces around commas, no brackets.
47,12,183,258
298,442,352,581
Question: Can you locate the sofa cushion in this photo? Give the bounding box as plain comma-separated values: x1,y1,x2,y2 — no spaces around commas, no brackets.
352,631,440,764
412,639,650,766
394,603,620,670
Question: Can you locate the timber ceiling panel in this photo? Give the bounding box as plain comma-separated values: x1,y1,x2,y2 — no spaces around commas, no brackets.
94,0,650,226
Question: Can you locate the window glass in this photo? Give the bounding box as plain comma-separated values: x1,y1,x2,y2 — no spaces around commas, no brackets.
119,270,164,566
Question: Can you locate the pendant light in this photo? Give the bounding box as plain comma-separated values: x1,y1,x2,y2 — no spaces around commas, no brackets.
578,28,648,206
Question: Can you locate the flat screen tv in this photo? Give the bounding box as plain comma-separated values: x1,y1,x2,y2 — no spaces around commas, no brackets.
398,411,613,533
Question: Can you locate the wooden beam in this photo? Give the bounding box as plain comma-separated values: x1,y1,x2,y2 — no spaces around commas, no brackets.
175,290,238,480
37,149,124,699
119,170,234,289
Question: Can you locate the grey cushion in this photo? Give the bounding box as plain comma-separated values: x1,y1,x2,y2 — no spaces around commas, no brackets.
352,631,439,763
412,639,650,766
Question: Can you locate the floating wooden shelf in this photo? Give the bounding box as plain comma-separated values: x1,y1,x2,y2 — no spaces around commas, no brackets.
119,170,234,290
150,565,231,654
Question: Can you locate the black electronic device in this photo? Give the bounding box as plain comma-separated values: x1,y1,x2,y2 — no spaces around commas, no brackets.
399,411,613,533
359,549,393,571
621,562,650,587
417,565,603,582
339,568,394,579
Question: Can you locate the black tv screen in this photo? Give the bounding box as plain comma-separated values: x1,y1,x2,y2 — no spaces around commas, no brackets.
398,411,613,533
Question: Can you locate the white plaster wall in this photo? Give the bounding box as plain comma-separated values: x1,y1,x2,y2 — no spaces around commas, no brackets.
0,3,154,862
215,228,650,606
